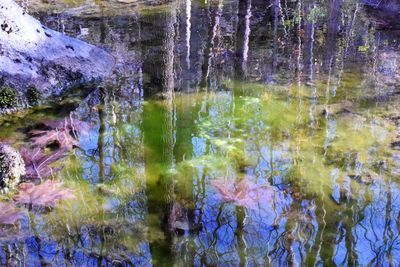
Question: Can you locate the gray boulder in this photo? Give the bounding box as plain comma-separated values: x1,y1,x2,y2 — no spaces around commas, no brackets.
0,0,115,112
363,0,400,29
363,0,400,13
0,144,25,192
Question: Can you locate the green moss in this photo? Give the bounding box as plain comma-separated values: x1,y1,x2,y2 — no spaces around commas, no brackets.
0,86,17,108
26,86,42,105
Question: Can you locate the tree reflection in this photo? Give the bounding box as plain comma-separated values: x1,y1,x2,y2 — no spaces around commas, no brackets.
2,0,400,266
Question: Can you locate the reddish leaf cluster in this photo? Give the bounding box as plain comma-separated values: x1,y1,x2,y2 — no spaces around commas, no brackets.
20,147,65,180
14,181,75,208
0,202,24,225
0,118,84,222
20,118,90,180
29,118,90,150
42,118,91,137
211,178,274,209
30,129,78,150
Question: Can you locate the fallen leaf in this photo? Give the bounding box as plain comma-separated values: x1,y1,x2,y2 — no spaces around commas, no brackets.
20,147,65,179
30,129,78,150
43,118,91,137
15,181,75,208
211,178,274,209
0,202,24,225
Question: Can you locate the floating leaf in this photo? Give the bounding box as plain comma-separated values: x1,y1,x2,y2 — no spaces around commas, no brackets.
15,181,75,208
28,118,90,150
20,117,89,179
43,118,91,137
211,178,273,209
30,129,78,150
0,202,24,225
20,147,65,179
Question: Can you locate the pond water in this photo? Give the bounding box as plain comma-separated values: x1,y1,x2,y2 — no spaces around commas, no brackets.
2,0,400,266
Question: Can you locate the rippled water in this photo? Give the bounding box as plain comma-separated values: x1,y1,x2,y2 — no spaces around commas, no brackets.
2,0,400,266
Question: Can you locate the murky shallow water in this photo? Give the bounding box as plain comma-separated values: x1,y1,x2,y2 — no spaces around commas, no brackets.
2,0,400,266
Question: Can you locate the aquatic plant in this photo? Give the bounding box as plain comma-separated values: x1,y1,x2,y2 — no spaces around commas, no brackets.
42,176,153,262
14,181,75,208
26,86,42,105
0,86,17,108
173,154,233,179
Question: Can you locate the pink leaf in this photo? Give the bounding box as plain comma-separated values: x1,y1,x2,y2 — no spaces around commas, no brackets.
15,181,75,208
43,118,91,136
0,202,24,225
19,147,66,179
211,178,274,209
30,129,78,150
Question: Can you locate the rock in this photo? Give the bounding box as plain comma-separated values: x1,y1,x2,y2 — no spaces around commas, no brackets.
363,0,400,14
0,143,25,192
391,141,400,150
0,0,115,112
363,0,400,29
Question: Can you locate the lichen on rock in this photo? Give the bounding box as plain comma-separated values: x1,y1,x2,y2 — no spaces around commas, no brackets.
0,143,25,193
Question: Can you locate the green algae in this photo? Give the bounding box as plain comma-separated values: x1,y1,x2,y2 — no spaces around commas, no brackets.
2,77,396,219
1,0,400,264
155,81,397,203
0,76,398,266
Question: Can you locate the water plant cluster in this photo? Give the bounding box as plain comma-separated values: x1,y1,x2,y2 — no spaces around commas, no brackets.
0,86,17,109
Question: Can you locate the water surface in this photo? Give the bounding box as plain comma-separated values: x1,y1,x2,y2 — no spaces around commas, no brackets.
2,0,400,266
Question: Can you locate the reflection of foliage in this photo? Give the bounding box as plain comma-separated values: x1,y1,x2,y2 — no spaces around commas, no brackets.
307,6,327,21
173,87,393,201
44,177,155,264
15,181,75,208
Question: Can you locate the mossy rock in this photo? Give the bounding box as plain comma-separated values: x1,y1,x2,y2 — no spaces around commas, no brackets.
0,144,25,193
0,87,17,108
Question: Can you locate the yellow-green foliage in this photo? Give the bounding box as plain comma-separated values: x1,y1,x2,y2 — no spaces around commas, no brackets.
44,156,151,254
168,80,395,200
